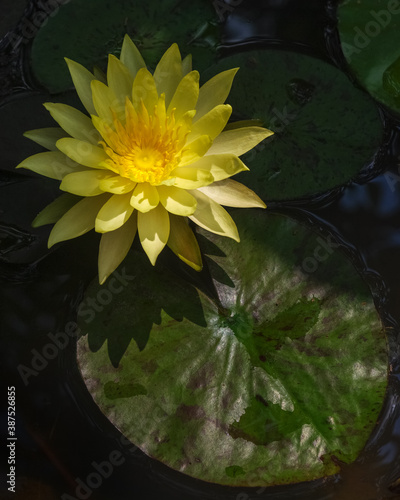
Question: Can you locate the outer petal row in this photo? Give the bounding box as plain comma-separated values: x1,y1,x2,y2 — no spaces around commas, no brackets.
205,126,273,157
153,43,183,107
48,193,111,247
189,190,239,242
43,103,100,144
16,151,83,180
98,212,138,285
24,127,69,151
198,179,266,208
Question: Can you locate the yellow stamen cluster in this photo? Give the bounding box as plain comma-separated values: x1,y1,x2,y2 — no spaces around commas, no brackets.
100,96,191,185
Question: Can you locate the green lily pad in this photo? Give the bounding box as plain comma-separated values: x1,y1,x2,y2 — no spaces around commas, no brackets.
203,49,383,201
31,0,219,94
76,211,387,487
338,0,400,114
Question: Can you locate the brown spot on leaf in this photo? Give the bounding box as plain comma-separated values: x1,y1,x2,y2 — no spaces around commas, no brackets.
187,362,215,391
176,404,206,421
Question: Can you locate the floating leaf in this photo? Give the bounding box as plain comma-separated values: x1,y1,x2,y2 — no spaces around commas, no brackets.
203,49,383,201
338,0,400,113
77,211,387,487
31,0,219,93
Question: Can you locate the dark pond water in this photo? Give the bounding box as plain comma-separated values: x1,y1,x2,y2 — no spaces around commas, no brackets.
1,1,400,499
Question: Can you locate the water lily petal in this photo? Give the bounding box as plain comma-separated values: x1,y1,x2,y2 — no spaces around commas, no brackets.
16,151,80,180
153,43,183,107
99,176,136,194
120,34,146,78
168,214,202,271
167,70,199,120
195,68,238,121
48,193,110,247
24,128,68,151
179,135,212,166
32,193,81,227
189,190,239,241
98,211,138,284
43,103,100,144
95,192,134,232
157,185,197,216
56,138,112,169
186,104,232,143
107,54,134,109
65,58,96,116
198,179,266,208
182,54,192,76
205,126,273,157
188,153,248,181
138,204,170,265
171,167,214,189
60,170,116,196
130,183,160,213
132,68,158,112
91,80,124,125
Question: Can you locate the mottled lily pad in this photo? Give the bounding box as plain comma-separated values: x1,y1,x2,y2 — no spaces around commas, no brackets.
31,0,219,94
77,211,387,487
338,0,400,114
203,49,383,201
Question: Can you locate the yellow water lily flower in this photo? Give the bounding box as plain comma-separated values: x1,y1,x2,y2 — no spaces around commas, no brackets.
17,35,273,283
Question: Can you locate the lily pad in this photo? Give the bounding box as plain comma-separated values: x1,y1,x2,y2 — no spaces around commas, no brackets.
77,211,387,487
31,0,219,94
203,49,383,201
338,0,400,114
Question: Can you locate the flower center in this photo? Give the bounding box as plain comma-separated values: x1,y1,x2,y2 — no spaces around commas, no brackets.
99,96,192,185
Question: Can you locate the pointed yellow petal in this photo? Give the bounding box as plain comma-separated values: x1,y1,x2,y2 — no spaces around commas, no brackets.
205,126,273,157
198,179,266,208
132,68,158,111
130,183,160,212
43,103,100,144
195,68,238,121
48,193,110,247
64,58,96,115
153,43,183,107
168,214,202,271
107,54,134,109
189,190,239,241
16,151,79,180
187,153,248,181
179,135,212,166
98,211,138,284
224,119,264,130
60,170,116,196
32,193,81,227
167,70,199,120
157,185,197,216
91,80,124,125
56,138,112,169
170,167,214,189
187,104,232,143
182,54,192,76
95,192,135,232
99,176,136,194
24,128,68,151
138,204,170,265
120,34,146,78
